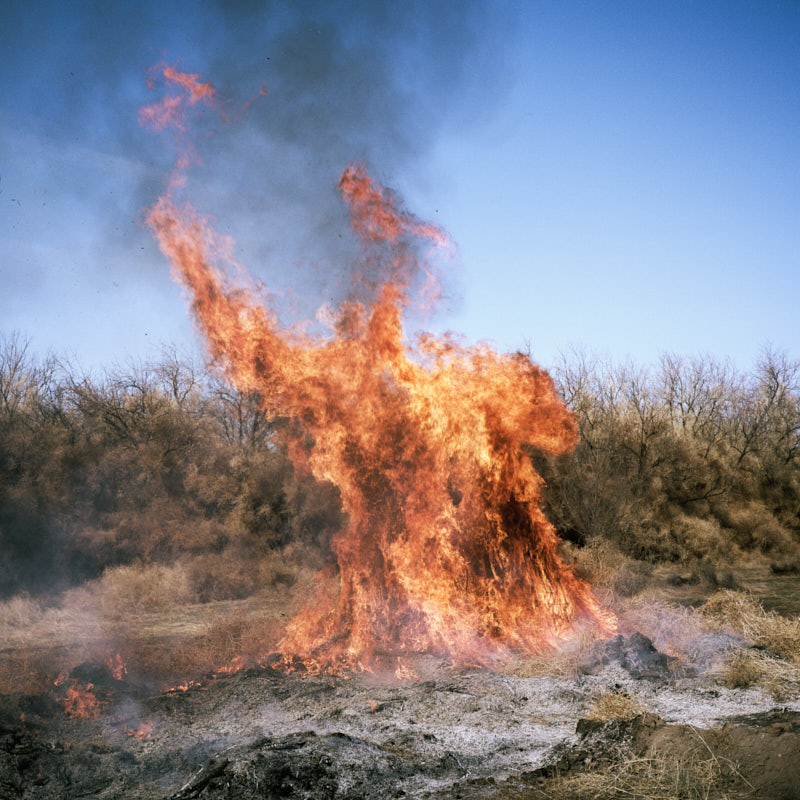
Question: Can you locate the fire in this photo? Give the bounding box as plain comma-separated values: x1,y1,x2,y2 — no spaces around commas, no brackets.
106,652,128,681
141,65,616,674
213,654,248,677
139,63,217,132
59,681,103,720
165,680,201,693
123,720,155,740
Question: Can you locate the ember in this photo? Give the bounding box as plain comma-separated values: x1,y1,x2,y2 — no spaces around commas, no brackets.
141,65,616,675
122,720,154,740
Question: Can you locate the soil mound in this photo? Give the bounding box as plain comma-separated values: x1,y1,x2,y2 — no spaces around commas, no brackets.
525,709,800,800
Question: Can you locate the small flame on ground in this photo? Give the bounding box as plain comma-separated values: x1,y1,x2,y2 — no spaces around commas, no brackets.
212,654,247,678
165,680,202,693
106,653,128,681
59,681,103,720
122,720,155,740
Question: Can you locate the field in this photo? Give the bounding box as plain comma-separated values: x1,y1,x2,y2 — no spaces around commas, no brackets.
2,565,800,799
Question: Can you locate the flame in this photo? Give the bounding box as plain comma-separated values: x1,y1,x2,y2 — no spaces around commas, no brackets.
142,65,616,675
123,720,155,740
140,63,219,177
165,680,202,693
106,652,128,681
212,654,248,677
139,63,216,132
60,681,103,720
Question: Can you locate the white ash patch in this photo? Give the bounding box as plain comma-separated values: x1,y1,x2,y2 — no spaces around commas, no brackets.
139,661,800,796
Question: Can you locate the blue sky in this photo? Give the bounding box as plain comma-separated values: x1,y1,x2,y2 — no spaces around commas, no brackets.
2,1,798,372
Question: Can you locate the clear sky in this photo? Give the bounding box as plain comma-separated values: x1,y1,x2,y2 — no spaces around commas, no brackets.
2,1,798,372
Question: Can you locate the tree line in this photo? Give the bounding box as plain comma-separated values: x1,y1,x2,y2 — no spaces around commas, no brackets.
1,333,798,600
0,333,342,599
537,347,800,566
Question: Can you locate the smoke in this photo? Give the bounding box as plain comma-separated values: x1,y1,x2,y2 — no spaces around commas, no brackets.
2,0,515,348
145,0,513,325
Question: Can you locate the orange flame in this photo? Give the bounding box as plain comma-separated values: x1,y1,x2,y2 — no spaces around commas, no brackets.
60,681,103,720
165,679,202,693
212,654,248,677
139,63,219,177
123,720,155,740
142,65,616,674
139,63,216,132
106,652,128,681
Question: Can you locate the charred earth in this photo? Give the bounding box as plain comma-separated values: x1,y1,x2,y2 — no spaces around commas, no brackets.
2,634,800,800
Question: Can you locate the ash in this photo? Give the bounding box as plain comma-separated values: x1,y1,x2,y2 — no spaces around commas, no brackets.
2,641,799,800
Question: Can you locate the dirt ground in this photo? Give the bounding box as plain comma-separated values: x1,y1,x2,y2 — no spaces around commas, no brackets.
2,646,800,799
2,568,800,799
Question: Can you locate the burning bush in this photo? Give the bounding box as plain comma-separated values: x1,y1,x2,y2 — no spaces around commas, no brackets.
142,65,617,673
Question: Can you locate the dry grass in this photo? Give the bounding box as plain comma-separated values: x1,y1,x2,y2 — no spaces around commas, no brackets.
0,597,290,692
505,627,604,678
701,589,800,662
0,593,99,650
544,750,742,800
0,648,63,694
698,590,800,700
0,593,45,629
165,608,286,678
585,689,646,722
0,557,316,693
722,649,800,701
571,539,654,598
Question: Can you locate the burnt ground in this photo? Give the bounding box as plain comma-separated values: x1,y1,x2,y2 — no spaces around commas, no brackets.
1,637,800,800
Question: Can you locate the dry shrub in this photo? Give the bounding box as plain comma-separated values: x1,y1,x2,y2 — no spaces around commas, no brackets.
85,562,197,617
185,551,259,602
184,545,309,603
205,614,283,663
701,590,800,662
585,690,645,722
544,751,735,800
670,514,738,563
719,503,797,555
257,556,299,591
572,539,654,598
166,607,284,678
0,593,44,629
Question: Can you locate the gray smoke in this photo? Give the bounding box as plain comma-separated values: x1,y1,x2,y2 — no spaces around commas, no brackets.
1,0,516,352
